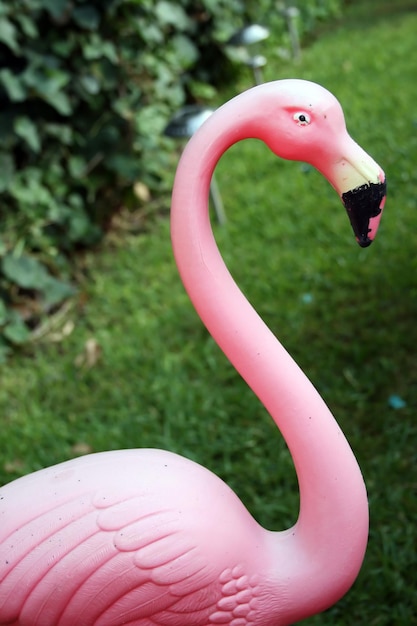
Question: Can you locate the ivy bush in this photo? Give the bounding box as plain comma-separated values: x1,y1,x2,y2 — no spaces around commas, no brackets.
0,0,341,357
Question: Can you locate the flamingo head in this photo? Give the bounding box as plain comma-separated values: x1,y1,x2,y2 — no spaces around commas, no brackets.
249,79,386,247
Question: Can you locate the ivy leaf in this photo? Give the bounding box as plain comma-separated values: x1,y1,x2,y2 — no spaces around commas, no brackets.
67,209,91,242
73,5,100,30
107,153,139,179
44,91,72,115
171,34,199,69
38,0,70,21
2,254,75,306
2,253,51,290
23,67,72,115
80,74,101,95
3,315,30,345
82,34,118,62
155,1,191,30
14,117,41,153
15,14,38,38
0,68,26,101
68,155,86,178
9,170,53,206
41,276,75,306
44,122,73,145
0,17,20,53
138,22,164,45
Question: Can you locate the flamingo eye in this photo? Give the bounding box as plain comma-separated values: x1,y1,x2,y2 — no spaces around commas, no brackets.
293,112,311,126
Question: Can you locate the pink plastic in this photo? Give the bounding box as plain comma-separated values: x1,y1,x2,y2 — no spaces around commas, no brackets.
0,79,386,626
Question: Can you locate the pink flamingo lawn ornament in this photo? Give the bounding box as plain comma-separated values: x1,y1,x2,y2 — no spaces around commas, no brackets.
0,79,386,626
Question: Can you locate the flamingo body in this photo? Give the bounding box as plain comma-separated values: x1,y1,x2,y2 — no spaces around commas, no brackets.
0,450,276,625
0,80,386,625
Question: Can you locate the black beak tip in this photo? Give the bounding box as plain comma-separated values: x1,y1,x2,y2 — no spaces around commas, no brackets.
357,237,372,248
342,180,386,249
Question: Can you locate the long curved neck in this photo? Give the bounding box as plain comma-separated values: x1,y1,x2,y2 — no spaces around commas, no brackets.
170,91,368,617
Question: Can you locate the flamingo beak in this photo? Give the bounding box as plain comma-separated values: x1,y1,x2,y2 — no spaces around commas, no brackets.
323,136,387,247
341,178,386,248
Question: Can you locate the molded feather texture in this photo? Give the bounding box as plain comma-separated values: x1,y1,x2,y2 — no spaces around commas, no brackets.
0,449,277,626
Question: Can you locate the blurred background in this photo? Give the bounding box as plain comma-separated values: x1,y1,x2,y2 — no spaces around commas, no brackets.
1,0,416,623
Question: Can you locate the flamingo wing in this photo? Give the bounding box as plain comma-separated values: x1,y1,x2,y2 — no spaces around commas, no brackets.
0,455,228,626
0,486,220,626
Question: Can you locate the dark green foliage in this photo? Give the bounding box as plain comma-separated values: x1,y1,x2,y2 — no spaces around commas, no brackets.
0,0,341,357
0,0,226,354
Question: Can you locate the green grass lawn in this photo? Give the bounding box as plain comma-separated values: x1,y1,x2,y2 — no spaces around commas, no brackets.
1,1,417,623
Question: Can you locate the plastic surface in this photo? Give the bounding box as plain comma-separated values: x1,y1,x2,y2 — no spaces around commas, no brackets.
0,79,386,626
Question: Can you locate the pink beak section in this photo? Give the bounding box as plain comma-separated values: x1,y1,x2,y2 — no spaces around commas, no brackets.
341,177,386,247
